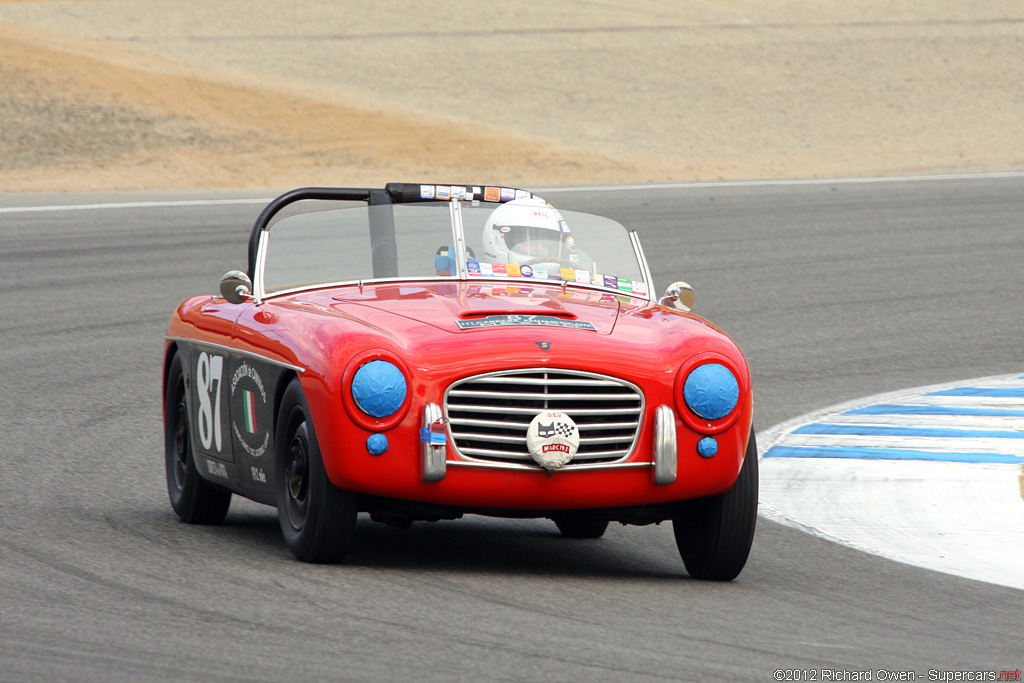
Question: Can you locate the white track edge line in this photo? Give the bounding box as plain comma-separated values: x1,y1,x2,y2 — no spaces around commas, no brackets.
2,170,1023,214
0,197,272,215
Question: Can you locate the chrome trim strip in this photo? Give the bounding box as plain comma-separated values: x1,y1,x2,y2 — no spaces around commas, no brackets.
451,200,469,279
165,337,305,373
654,405,678,485
577,421,641,429
447,389,639,401
449,404,639,417
456,446,629,460
447,417,533,430
455,446,537,458
578,435,636,445
254,230,270,302
631,230,656,303
454,432,527,444
447,460,653,473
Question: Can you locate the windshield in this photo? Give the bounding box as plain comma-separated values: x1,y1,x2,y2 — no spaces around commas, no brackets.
263,201,456,293
462,203,646,294
258,197,648,299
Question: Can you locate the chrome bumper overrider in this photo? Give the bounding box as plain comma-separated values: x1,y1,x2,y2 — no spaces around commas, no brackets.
421,403,446,482
653,404,677,485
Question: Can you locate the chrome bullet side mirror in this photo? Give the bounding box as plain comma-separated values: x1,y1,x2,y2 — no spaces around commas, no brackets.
660,281,695,312
219,270,253,305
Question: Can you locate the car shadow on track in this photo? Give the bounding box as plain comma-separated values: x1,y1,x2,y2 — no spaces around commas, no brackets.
350,516,685,578
198,505,689,579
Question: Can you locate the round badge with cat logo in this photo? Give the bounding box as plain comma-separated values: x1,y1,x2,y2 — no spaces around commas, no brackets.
526,411,579,470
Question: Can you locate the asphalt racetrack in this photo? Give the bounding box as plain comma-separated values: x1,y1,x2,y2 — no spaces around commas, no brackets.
1,175,1022,681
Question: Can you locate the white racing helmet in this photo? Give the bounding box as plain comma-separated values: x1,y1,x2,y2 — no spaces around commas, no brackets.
481,198,573,266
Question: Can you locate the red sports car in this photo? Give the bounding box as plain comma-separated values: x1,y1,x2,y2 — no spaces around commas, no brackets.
164,183,757,579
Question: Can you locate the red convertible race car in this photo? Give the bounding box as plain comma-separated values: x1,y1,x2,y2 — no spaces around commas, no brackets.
164,184,757,580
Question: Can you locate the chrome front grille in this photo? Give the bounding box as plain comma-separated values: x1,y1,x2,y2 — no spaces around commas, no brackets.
444,369,644,465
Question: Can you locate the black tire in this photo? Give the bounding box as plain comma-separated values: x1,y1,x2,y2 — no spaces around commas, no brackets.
553,517,609,539
672,428,759,581
165,351,232,524
275,378,357,563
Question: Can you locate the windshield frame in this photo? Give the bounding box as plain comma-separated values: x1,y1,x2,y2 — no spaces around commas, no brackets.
247,184,654,304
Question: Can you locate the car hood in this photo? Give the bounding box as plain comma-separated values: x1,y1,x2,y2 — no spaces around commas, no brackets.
331,282,623,335
245,281,738,385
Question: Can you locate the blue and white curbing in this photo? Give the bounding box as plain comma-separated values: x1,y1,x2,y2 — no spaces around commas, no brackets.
758,374,1024,590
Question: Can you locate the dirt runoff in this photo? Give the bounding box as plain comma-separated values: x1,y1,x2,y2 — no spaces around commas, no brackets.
0,26,666,192
1,3,1023,193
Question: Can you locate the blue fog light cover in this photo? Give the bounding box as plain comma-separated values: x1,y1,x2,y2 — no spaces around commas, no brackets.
367,433,389,455
684,363,739,421
352,360,408,418
697,437,718,458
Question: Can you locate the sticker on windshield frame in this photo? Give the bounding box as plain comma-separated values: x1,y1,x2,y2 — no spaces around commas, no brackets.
456,315,597,331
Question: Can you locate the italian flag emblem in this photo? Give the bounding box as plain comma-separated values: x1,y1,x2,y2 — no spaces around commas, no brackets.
243,390,258,434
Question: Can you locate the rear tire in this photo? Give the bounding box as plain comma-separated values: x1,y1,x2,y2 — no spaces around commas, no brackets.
672,428,758,581
275,379,357,563
553,518,609,539
165,351,231,524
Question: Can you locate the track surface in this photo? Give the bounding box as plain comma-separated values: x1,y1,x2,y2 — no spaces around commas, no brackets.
1,177,1022,682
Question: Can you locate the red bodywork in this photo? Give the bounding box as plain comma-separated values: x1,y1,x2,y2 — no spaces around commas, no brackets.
166,279,752,513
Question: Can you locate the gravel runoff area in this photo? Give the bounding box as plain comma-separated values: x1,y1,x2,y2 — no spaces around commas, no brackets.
0,0,1023,192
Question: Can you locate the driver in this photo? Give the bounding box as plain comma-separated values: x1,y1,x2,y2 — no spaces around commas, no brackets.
481,198,576,266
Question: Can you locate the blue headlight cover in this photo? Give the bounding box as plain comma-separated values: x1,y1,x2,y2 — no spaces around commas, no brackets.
352,360,407,418
683,363,739,421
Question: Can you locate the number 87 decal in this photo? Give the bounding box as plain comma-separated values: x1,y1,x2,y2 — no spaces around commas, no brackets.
196,352,224,452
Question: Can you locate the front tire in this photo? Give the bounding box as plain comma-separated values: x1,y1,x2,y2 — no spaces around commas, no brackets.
275,378,357,563
672,428,758,581
165,351,232,524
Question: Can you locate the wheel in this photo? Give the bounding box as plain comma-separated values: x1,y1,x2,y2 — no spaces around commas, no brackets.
672,428,758,581
553,517,609,539
165,351,232,524
275,378,357,563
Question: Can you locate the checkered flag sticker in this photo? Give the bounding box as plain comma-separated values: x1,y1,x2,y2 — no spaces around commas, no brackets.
554,422,575,438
